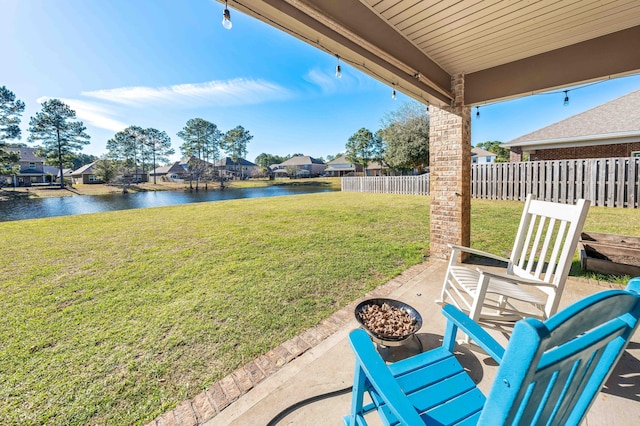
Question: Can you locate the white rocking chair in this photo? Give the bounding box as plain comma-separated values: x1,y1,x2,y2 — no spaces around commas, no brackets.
439,194,590,327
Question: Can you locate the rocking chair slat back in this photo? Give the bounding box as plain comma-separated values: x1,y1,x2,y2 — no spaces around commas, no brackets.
482,286,640,425
509,196,590,315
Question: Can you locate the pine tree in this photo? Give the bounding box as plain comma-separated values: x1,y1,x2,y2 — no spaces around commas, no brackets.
0,86,26,175
28,99,90,188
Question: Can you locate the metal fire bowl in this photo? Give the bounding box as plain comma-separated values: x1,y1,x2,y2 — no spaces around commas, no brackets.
354,298,423,346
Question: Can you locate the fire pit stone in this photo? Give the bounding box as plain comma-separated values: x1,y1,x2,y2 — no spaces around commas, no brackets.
354,298,423,361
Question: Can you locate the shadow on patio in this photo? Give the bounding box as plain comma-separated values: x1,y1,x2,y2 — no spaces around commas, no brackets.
147,259,640,426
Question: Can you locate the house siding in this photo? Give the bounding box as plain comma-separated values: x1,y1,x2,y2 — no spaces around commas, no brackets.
511,142,640,162
4,147,48,186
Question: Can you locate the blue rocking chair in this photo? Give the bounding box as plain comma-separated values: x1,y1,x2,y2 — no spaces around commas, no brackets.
345,278,640,425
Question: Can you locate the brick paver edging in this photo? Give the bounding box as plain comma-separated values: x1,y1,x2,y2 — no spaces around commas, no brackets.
145,262,433,426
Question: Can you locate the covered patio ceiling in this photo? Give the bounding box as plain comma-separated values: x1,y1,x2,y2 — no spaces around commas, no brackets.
225,0,640,107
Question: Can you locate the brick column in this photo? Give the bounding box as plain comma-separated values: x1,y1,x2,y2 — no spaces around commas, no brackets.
429,73,471,260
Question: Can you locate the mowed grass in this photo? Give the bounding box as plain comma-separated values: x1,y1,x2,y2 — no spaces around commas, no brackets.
1,193,638,425
0,192,429,425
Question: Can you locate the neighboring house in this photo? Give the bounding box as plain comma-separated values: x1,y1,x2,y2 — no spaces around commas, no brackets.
272,168,290,178
213,157,259,179
504,89,640,161
59,168,74,181
324,155,362,176
2,147,50,186
149,161,191,181
365,161,388,176
471,147,497,164
127,168,149,183
150,156,208,181
271,155,325,177
71,162,103,184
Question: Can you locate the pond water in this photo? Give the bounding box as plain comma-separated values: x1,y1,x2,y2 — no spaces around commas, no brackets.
0,185,337,222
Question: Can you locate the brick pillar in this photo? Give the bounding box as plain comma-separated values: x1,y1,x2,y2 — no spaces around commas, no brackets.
429,73,471,260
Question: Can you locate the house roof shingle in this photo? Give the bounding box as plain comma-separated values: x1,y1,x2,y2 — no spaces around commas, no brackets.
504,89,640,148
326,155,351,165
6,147,43,162
71,162,96,176
213,157,257,167
150,162,188,176
277,156,324,166
471,147,496,158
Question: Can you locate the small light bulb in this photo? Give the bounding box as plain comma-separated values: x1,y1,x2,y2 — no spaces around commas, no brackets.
335,64,342,79
222,8,232,30
563,91,569,106
476,107,480,118
391,89,396,100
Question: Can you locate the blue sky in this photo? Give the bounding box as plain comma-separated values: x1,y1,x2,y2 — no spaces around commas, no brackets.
3,0,640,164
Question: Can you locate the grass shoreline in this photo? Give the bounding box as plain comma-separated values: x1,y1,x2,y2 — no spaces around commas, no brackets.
0,177,341,201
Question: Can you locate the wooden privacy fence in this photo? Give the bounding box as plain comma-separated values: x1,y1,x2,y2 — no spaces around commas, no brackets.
342,174,430,195
342,157,640,208
472,157,639,208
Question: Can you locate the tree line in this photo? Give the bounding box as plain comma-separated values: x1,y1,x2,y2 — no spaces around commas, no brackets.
2,85,510,188
252,102,431,176
0,85,254,191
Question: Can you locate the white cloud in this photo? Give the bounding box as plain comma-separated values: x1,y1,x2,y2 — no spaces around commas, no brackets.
81,78,293,107
303,69,339,94
35,78,295,134
36,96,128,132
302,67,377,95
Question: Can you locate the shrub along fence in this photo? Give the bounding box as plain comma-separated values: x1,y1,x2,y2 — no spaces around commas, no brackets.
342,157,640,208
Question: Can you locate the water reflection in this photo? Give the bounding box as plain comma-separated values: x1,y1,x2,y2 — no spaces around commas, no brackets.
0,186,336,222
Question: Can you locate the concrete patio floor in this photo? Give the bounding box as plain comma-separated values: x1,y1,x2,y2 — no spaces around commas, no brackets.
149,259,640,425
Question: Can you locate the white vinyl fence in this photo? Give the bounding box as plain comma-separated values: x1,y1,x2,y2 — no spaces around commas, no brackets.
341,157,640,208
342,174,430,195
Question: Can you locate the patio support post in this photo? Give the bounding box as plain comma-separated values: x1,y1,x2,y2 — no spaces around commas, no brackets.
428,73,472,260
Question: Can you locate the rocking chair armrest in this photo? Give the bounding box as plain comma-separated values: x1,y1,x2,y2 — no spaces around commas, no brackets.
476,268,557,287
448,244,511,264
348,328,426,424
441,304,505,363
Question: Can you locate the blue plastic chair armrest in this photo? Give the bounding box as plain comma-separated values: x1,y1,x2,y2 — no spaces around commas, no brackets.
349,329,424,424
627,277,640,294
441,304,505,363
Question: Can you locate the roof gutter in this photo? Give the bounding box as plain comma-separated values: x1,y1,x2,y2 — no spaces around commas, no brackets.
503,130,640,149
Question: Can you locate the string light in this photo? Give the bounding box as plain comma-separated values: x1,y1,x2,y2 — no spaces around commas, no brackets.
391,84,396,100
222,1,444,104
222,0,232,30
335,55,342,79
563,90,569,106
476,106,480,118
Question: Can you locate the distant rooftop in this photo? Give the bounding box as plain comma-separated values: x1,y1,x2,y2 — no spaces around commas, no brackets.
326,155,352,165
278,155,324,166
6,146,43,162
71,162,96,175
213,157,257,167
471,147,496,157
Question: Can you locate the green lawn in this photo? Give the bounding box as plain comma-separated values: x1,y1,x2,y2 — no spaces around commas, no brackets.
0,193,637,424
